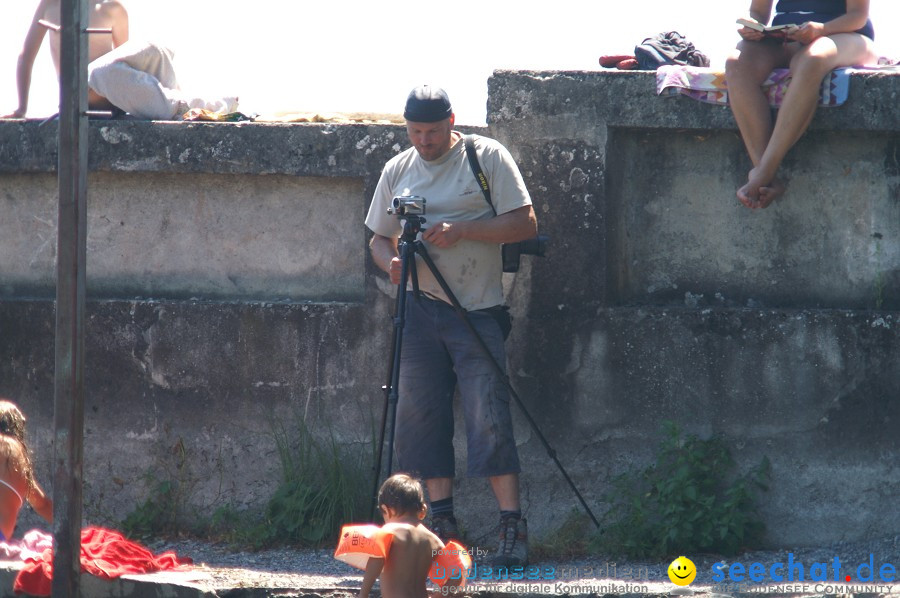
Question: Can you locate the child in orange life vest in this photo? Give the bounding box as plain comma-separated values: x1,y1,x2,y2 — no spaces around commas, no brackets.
363,474,443,598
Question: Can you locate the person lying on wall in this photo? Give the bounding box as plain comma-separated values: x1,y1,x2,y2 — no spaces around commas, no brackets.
3,0,236,121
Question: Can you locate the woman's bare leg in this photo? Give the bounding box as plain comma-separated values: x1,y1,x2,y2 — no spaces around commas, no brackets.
741,32,877,208
726,39,791,170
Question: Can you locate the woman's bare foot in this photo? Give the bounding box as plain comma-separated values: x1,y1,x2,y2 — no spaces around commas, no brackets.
757,177,786,208
737,167,785,209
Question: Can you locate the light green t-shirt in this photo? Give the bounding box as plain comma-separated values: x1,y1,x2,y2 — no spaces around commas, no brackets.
365,133,532,311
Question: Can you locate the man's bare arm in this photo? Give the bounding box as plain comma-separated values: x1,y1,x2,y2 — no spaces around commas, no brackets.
2,0,52,118
370,234,402,285
99,0,129,47
421,204,538,249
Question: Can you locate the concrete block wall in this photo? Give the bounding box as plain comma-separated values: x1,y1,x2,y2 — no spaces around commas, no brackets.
487,69,899,545
0,69,898,546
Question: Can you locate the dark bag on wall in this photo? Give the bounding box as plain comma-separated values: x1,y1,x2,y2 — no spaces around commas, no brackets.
634,31,710,70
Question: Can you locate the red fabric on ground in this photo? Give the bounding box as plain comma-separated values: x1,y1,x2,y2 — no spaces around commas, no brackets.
14,526,192,596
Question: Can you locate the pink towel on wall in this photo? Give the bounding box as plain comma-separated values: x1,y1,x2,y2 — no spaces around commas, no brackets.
655,62,900,108
0,529,53,562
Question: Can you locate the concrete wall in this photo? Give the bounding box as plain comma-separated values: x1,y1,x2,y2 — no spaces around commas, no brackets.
2,172,364,301
0,69,898,547
0,121,408,536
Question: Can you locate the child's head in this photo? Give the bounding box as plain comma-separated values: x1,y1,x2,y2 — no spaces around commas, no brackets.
378,473,426,520
0,401,27,444
0,400,33,492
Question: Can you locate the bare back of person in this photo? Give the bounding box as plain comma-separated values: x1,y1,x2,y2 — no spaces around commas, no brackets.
39,0,129,109
0,437,32,541
380,522,443,598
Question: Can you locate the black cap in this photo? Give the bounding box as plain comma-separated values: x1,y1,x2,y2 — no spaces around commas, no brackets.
403,85,452,123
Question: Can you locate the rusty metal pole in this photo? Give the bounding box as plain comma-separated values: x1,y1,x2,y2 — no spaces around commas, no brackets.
54,0,89,594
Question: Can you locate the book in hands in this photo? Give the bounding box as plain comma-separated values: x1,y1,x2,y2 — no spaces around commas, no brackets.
736,18,798,36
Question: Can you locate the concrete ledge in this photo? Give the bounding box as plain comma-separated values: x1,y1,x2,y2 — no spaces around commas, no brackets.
0,561,218,598
0,120,490,178
487,69,900,134
0,121,408,177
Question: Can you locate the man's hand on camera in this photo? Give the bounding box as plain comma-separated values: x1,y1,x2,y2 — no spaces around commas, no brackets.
423,222,464,248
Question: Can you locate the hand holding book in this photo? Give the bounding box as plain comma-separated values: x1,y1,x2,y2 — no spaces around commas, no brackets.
736,18,798,39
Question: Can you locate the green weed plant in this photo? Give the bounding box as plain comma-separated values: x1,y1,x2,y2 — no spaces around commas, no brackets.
257,416,372,547
122,435,207,540
593,420,770,559
122,476,178,539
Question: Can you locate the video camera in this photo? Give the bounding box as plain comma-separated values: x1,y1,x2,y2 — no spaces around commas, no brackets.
387,195,426,217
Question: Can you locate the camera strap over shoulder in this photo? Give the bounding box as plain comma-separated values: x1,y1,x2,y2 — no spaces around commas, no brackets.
464,135,497,216
464,134,512,333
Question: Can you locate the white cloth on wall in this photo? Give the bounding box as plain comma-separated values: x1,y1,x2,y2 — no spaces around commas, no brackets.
87,40,237,119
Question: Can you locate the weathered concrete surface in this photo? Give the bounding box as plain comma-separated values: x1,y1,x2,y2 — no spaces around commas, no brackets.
0,121,406,177
606,129,900,309
1,172,364,301
517,308,898,544
1,69,899,549
486,69,900,135
0,300,376,530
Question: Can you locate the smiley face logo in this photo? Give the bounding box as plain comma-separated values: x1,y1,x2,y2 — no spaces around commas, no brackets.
668,556,697,585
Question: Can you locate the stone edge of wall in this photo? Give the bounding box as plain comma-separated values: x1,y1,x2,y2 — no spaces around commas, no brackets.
486,68,900,134
3,69,898,176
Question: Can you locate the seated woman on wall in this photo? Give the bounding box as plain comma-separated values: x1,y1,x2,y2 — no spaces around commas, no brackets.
725,0,877,209
0,400,52,541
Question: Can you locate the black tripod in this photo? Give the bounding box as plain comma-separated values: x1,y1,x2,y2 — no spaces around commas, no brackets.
370,212,600,529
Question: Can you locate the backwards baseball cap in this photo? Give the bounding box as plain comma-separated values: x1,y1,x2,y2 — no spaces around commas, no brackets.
403,85,452,122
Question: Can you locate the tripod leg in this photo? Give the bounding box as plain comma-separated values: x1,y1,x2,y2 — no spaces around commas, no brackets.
370,314,399,520
383,241,422,478
370,239,417,519
412,241,601,529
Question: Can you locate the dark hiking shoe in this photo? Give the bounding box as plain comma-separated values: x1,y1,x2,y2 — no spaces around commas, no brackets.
430,514,462,544
492,515,528,568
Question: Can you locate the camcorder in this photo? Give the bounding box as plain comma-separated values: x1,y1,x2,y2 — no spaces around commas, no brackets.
388,195,547,272
387,195,426,217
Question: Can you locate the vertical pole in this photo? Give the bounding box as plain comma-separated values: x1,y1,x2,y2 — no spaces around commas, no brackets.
54,0,88,595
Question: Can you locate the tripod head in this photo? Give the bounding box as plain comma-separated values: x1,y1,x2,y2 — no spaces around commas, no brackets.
400,215,426,243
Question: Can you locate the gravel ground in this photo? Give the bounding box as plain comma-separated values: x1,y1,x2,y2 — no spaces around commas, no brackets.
147,533,900,596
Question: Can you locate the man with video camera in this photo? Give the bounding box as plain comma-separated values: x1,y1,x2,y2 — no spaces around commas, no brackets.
366,85,538,568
